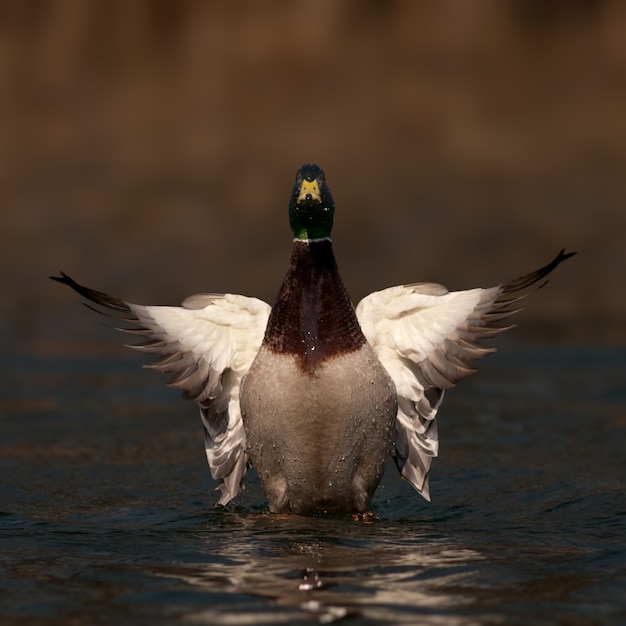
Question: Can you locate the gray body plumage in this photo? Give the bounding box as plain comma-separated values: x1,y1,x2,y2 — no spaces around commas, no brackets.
241,344,397,514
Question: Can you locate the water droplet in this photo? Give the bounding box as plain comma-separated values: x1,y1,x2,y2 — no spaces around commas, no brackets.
299,569,322,591
328,481,333,487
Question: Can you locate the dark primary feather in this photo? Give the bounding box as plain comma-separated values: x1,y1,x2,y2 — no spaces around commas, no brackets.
50,272,130,313
501,249,576,294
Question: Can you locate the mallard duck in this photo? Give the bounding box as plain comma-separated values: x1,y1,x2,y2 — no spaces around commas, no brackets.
51,164,575,515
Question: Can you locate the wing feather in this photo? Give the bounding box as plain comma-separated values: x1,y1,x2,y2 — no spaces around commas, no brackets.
50,272,271,505
356,250,575,500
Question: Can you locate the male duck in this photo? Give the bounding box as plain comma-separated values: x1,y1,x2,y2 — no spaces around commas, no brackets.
52,164,575,515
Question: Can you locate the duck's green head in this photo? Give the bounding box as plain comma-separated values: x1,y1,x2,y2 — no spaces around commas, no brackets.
289,164,335,240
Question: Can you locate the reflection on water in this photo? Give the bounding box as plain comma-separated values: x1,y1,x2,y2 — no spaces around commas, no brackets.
1,346,625,624
165,514,487,624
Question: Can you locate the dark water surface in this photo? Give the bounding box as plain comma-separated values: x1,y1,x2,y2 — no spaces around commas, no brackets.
1,346,625,625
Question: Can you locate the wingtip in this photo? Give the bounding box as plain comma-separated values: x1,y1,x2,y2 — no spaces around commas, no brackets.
502,248,576,295
543,248,578,275
49,271,130,312
558,248,578,262
49,271,71,284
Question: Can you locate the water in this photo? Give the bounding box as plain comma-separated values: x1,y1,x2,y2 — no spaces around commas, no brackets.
1,345,625,625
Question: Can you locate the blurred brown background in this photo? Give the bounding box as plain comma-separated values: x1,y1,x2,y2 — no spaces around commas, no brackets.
1,0,624,354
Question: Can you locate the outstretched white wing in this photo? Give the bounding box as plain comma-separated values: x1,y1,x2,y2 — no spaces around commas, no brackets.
51,273,271,505
355,250,575,500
